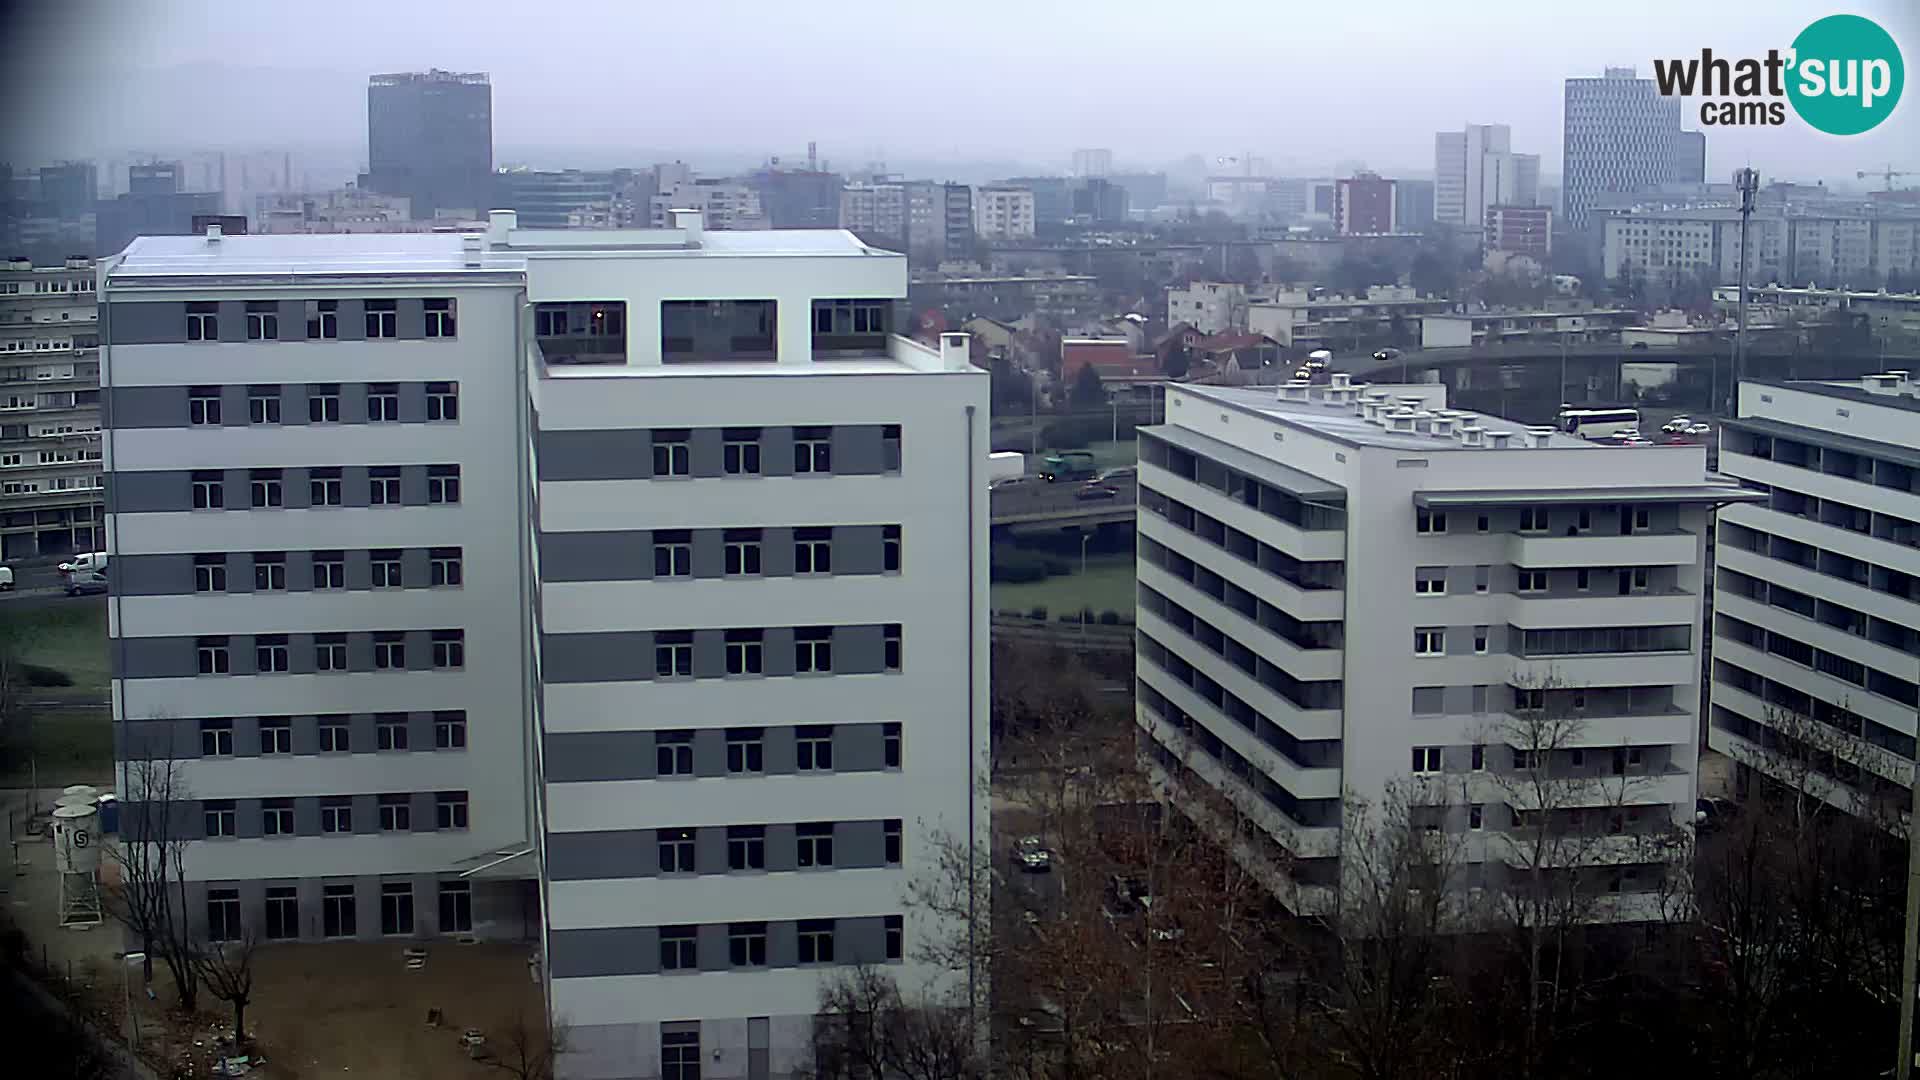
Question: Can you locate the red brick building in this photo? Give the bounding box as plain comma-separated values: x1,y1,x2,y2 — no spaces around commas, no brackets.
1485,204,1553,259
1334,172,1398,235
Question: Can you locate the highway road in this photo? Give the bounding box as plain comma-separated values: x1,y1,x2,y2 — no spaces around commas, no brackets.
991,476,1138,527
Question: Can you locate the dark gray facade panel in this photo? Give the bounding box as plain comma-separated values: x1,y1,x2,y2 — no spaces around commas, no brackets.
834,526,885,575
219,385,249,427
764,823,798,873
539,631,653,684
834,624,886,674
339,384,368,424
839,916,889,965
697,924,729,973
761,528,795,576
118,636,199,679
106,386,187,429
760,426,795,478
837,820,887,869
336,299,366,342
545,732,656,782
112,553,191,596
111,470,189,514
215,302,247,343
762,626,796,678
537,430,652,482
549,927,657,978
399,465,429,506
539,531,650,582
836,724,886,773
108,302,186,344
546,829,655,881
832,425,886,475
397,299,426,340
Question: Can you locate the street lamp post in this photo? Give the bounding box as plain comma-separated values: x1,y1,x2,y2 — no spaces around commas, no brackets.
1080,531,1093,651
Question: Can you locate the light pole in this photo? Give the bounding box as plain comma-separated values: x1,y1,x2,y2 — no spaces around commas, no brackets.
1733,168,1758,407
123,951,145,1048
1080,531,1093,651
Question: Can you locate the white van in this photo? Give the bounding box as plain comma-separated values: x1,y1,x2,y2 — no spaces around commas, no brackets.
59,551,107,574
61,553,108,596
0,565,13,591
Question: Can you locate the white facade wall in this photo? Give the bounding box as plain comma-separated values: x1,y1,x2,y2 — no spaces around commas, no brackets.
0,260,104,558
973,187,1036,241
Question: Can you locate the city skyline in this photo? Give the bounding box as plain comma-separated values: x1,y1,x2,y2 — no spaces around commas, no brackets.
3,0,1914,188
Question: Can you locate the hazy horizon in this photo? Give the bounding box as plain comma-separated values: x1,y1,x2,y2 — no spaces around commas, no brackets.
3,0,1916,189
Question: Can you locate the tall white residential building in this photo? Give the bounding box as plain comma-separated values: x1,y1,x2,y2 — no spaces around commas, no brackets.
1601,208,1920,287
1434,124,1539,230
102,213,990,1079
648,178,769,230
1710,376,1920,819
1563,68,1683,234
1,256,104,559
1135,377,1754,916
972,185,1036,241
838,182,906,241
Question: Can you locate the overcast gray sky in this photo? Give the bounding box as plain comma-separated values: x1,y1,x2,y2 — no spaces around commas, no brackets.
3,0,1916,184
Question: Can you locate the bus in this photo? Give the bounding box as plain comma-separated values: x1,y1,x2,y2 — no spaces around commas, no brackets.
1556,406,1640,441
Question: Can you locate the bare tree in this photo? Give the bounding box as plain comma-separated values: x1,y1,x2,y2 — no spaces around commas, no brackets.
106,731,199,1008
481,1010,573,1080
809,966,985,1080
195,931,257,1047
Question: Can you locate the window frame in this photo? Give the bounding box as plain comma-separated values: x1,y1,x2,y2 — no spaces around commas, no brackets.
655,731,694,776
427,465,461,504
796,725,834,771
1413,628,1445,656
188,388,222,425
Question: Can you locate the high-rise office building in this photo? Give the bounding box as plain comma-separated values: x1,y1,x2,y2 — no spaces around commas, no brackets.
1435,124,1539,231
1672,130,1707,185
128,162,182,197
1395,179,1436,233
364,70,494,220
747,168,843,230
492,169,618,229
1711,375,1920,821
0,256,103,559
1071,148,1113,178
1563,68,1683,234
1136,377,1752,917
101,212,988,1077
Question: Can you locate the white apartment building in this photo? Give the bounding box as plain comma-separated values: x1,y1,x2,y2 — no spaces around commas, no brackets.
648,179,769,231
1167,281,1258,334
1,256,104,559
972,185,1036,241
1434,124,1539,230
839,182,907,241
102,213,990,1080
1247,286,1451,349
1136,377,1754,916
1710,376,1920,819
1602,208,1920,287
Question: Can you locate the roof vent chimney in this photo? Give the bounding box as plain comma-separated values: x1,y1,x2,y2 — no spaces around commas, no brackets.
1864,372,1901,395
1388,410,1416,433
1431,415,1456,438
1525,425,1556,448
670,208,705,247
1280,380,1312,402
1460,425,1485,446
1329,372,1352,389
204,222,222,243
486,209,517,245
461,234,483,268
1488,430,1513,449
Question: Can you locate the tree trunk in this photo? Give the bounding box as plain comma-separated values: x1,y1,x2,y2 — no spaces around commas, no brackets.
232,1000,247,1049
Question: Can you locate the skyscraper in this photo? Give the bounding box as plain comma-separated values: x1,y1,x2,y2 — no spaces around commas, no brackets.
1562,67,1683,234
364,70,493,220
1671,130,1707,185
1434,124,1539,231
1071,149,1113,178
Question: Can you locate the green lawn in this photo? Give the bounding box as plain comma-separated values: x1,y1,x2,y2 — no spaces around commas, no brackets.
3,600,109,697
992,552,1138,619
1,601,112,782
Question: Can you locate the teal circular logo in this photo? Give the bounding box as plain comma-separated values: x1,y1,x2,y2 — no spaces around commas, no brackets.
1787,15,1903,135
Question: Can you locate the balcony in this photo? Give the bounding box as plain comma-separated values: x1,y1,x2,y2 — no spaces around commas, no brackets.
1511,650,1698,689
1507,591,1698,628
1507,530,1698,569
1489,707,1695,749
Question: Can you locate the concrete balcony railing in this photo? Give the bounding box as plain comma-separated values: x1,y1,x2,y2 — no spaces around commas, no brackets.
1506,592,1698,629
1507,530,1699,569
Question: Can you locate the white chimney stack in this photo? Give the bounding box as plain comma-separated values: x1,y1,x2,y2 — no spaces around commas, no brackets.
487,209,517,245
671,208,705,246
205,222,222,243
939,332,971,371
1526,425,1556,448
1488,430,1513,449
1460,425,1485,446
1864,373,1901,395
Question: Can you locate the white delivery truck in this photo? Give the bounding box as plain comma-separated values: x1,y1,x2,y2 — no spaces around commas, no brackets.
987,451,1026,486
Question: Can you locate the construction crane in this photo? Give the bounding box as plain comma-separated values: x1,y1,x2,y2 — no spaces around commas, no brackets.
1856,165,1915,190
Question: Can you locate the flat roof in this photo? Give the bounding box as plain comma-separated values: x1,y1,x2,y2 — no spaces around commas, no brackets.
1181,383,1614,452
1415,485,1764,507
543,358,931,380
1748,378,1920,416
1723,414,1920,469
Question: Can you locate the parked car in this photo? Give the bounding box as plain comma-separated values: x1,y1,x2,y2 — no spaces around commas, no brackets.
990,475,1038,491
0,564,12,591
1686,422,1711,436
64,566,108,596
1090,466,1135,485
1372,348,1401,362
1661,416,1692,434
1013,836,1052,873
1075,485,1119,501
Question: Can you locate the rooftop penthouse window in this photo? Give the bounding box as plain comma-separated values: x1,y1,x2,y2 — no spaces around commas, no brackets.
811,299,892,357
662,300,776,363
536,301,626,365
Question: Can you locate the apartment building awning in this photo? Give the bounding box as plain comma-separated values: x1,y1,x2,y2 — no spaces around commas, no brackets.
1722,415,1920,471
1144,425,1345,502
1414,484,1767,508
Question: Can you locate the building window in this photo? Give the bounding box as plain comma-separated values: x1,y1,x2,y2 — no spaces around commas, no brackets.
426,381,459,421
797,919,836,964
883,424,901,473
795,528,832,574
725,630,763,676
435,791,469,830
724,530,762,576
310,467,343,506
434,711,467,749
308,384,340,422
727,728,764,775
319,716,350,752
658,828,695,873
1415,509,1446,534
1576,569,1591,592
656,730,694,776
200,718,234,757
885,915,903,961
797,822,835,868
322,883,355,937
249,469,283,508
1517,570,1548,593
252,551,286,591
377,795,411,832
206,889,241,942
246,302,278,341
1515,688,1545,712
424,299,457,338
795,627,833,673
1628,567,1650,592
727,825,766,870
1411,746,1443,774
654,631,693,679
192,471,224,509
367,383,400,422
1476,514,1490,533
321,797,353,833
660,926,698,970
723,429,761,475
186,302,218,342
1414,568,1446,595
369,466,401,505
427,465,460,504
312,551,345,590
371,550,403,588
1414,628,1445,656
380,881,414,935
1471,744,1485,771
432,630,465,670
439,881,472,933
1519,507,1549,533
430,548,463,587
376,714,409,751
729,922,768,967
662,1030,700,1080
1474,626,1489,654
196,636,230,675
262,798,294,836
193,554,227,593
796,725,834,771
1469,804,1484,831
306,300,338,340
652,430,690,477
1632,506,1651,532
259,716,292,754
189,387,222,425
653,531,692,577
794,426,832,473
374,632,406,669
885,818,903,865
883,526,901,572
204,800,236,837
365,299,398,338
883,723,902,769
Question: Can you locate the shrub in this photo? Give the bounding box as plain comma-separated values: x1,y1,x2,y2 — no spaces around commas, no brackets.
1098,610,1122,626
22,665,72,688
990,550,1055,584
1028,606,1048,621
